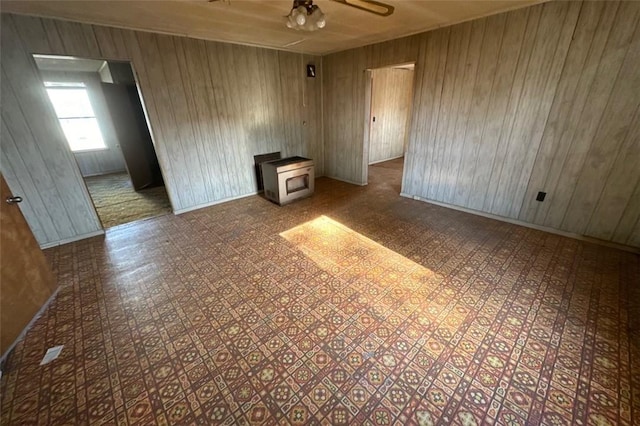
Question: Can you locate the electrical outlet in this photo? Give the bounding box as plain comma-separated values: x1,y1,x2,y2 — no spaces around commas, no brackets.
536,191,546,202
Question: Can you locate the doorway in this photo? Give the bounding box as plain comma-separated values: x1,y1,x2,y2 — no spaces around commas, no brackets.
363,63,415,192
33,55,172,228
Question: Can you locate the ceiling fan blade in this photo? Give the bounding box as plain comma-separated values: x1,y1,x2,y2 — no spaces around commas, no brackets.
332,0,394,17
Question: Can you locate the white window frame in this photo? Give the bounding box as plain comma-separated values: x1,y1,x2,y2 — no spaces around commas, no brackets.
44,81,108,153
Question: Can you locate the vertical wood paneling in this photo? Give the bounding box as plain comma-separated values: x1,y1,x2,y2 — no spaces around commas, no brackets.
214,43,249,194
160,34,206,206
92,26,124,59
3,1,638,248
179,38,225,200
410,29,450,196
431,22,470,202
0,120,56,243
40,18,65,54
518,1,609,224
205,41,239,196
417,28,449,201
560,3,640,233
368,68,413,164
54,20,95,58
613,179,640,247
424,28,455,201
119,28,175,199
1,13,323,246
587,105,640,242
278,52,303,158
323,49,363,182
538,3,631,230
303,55,323,174
324,33,417,185
323,0,640,248
12,14,51,54
490,1,578,218
467,8,528,211
452,14,505,207
0,75,68,241
482,5,543,213
1,15,102,243
442,21,483,204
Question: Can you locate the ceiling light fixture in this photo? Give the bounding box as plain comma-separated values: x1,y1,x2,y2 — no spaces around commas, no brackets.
286,0,326,31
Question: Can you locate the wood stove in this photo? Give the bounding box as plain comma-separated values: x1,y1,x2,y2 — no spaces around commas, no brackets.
262,156,314,205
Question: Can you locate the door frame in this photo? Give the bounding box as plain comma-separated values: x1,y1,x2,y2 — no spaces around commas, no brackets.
361,61,416,186
32,55,175,230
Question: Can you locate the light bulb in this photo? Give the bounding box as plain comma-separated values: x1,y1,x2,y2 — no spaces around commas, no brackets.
313,9,325,28
286,4,325,31
304,19,315,31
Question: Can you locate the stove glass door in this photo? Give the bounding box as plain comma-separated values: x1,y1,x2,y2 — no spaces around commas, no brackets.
286,174,309,194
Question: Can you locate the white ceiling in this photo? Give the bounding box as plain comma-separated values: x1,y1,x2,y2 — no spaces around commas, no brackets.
2,0,546,55
33,54,106,72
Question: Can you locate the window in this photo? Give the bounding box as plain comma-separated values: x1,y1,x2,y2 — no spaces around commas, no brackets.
44,82,106,152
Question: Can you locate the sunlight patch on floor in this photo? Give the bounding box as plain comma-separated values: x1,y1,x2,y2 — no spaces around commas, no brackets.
280,215,438,300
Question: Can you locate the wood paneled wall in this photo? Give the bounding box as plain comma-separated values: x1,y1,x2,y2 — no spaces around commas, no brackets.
39,70,127,177
368,67,414,164
1,18,103,246
323,36,420,184
323,0,640,247
1,13,323,246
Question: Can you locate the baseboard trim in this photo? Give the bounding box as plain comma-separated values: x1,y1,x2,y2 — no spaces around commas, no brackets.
369,155,404,165
0,287,60,365
325,175,367,186
40,230,105,250
401,193,640,254
174,191,259,215
81,169,127,178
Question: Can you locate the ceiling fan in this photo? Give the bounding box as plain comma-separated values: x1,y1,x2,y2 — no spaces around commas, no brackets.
330,0,394,17
207,0,395,18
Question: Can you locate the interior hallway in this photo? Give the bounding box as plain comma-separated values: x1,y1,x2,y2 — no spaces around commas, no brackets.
1,161,639,425
368,156,404,194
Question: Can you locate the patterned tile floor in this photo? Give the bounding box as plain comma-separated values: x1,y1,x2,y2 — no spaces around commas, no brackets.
2,158,639,425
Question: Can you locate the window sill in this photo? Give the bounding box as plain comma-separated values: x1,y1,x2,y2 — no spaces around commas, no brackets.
72,147,109,153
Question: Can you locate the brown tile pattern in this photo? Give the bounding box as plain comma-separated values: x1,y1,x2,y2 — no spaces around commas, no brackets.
2,158,639,425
